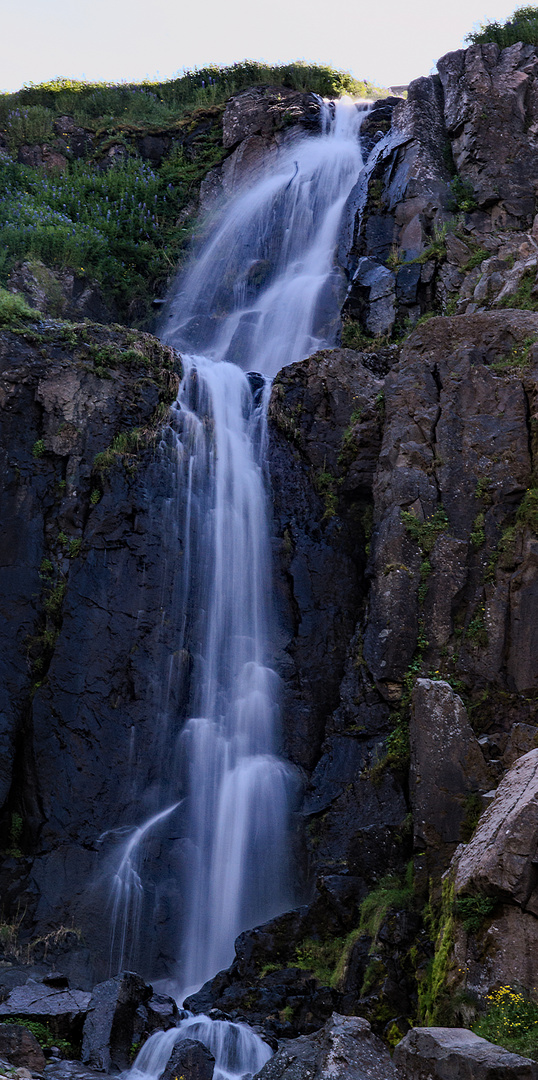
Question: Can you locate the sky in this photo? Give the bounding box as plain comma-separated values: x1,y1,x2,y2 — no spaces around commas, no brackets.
0,0,523,94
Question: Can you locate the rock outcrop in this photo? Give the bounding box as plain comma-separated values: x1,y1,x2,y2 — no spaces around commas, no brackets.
253,1013,398,1080
394,1027,538,1080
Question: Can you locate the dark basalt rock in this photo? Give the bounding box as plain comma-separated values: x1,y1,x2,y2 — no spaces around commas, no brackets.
0,982,91,1041
81,972,152,1072
253,1013,399,1080
161,1038,215,1080
0,1021,46,1071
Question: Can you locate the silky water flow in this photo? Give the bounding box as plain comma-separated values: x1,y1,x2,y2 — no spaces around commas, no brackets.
111,96,368,1080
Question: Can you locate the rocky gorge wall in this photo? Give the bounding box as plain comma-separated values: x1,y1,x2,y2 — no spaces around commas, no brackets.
1,37,538,1064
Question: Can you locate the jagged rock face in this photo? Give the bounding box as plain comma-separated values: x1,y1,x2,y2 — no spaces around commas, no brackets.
438,42,538,226
410,680,490,876
346,42,538,335
0,323,182,982
199,87,321,207
455,749,538,913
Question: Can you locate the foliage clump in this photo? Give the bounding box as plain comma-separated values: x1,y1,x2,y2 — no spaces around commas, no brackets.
473,985,538,1060
466,5,538,49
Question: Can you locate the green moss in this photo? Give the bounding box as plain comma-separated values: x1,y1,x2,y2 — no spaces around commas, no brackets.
470,511,486,549
1,1018,74,1058
418,877,455,1025
294,935,347,985
401,507,449,555
359,862,414,943
466,606,488,648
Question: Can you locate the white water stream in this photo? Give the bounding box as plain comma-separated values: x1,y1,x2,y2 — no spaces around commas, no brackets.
111,96,367,1080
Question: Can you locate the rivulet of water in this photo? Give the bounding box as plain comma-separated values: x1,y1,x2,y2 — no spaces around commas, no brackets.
113,96,368,1080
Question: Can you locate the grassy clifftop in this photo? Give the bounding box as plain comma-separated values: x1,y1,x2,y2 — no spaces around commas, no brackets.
0,62,387,328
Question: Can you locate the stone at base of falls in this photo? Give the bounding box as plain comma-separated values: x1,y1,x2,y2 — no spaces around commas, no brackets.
81,972,171,1073
43,1060,113,1080
161,1039,215,1080
393,1027,538,1080
0,984,91,1041
0,1023,46,1072
252,1013,398,1080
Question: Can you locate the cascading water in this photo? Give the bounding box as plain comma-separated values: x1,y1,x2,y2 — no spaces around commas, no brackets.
162,96,367,375
114,96,368,1080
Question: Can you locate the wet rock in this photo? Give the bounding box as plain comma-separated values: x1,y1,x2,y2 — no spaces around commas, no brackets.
0,1023,46,1072
410,680,490,872
268,348,383,770
253,1012,398,1080
161,1039,215,1080
0,323,181,978
81,972,152,1072
393,1026,538,1080
455,748,538,913
43,1061,109,1080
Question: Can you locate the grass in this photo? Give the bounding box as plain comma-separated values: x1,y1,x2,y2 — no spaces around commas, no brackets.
0,63,386,134
0,286,36,326
359,862,414,943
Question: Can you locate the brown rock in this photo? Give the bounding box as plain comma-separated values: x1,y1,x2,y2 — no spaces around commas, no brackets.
222,86,319,148
0,1024,46,1072
455,748,538,913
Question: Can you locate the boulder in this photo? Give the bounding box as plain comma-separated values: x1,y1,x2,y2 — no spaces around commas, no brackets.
393,1026,538,1080
455,748,538,914
161,1038,215,1080
0,983,91,1040
81,972,152,1072
253,1013,398,1079
410,680,490,870
0,1023,46,1071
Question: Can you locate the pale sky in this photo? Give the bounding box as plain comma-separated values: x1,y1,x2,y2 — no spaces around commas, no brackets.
0,0,523,94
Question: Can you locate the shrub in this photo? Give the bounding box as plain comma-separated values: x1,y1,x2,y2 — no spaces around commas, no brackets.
466,6,538,49
473,985,538,1059
0,287,35,326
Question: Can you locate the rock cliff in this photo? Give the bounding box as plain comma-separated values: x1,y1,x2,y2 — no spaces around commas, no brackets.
1,35,538,1075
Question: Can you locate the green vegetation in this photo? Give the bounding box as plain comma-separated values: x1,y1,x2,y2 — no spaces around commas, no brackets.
490,336,536,372
0,148,221,325
466,604,488,648
401,507,449,554
359,862,414,943
2,1018,74,1058
447,176,478,213
419,877,456,1024
295,935,347,985
313,468,342,521
0,286,35,327
1,63,384,133
473,985,538,1060
454,893,496,932
466,5,538,49
496,269,538,312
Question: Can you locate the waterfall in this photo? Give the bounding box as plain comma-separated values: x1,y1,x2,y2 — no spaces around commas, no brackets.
162,96,367,375
116,95,367,1080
